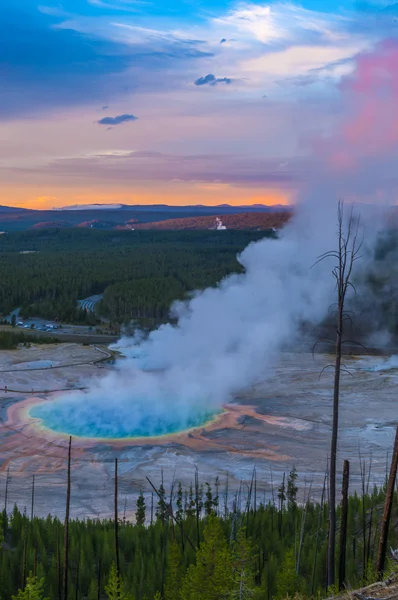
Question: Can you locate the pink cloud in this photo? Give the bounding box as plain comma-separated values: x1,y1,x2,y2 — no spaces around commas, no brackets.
341,39,398,157
302,40,398,203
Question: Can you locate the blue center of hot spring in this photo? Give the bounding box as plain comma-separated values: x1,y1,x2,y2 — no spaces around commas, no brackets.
29,397,218,439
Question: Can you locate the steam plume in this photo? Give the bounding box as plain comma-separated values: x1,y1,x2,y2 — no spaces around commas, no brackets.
33,40,398,438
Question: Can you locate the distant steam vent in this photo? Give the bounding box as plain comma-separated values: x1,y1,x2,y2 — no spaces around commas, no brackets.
211,217,227,230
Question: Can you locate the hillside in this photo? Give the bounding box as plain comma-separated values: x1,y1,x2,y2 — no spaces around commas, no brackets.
134,211,292,230
0,204,292,232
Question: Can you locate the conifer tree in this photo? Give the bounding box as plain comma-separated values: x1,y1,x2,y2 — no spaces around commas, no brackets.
176,483,184,523
164,540,182,600
186,486,196,518
105,563,121,600
275,549,304,599
277,476,286,510
205,483,214,516
155,485,167,524
214,476,220,516
136,492,146,527
11,573,48,600
231,529,258,599
287,467,298,511
181,515,234,600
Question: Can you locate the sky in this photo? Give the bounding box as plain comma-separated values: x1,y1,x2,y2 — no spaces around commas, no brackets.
1,0,398,208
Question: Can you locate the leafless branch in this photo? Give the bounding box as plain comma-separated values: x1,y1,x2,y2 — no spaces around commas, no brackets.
341,340,369,354
352,592,387,600
318,364,335,380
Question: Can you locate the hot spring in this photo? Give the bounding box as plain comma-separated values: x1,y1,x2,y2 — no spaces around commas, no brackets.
28,392,220,440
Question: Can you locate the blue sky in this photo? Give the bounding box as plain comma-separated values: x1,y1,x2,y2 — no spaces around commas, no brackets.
1,0,398,207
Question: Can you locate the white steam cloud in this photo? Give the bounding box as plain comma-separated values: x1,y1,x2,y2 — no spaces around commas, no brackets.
33,197,355,439
33,39,398,439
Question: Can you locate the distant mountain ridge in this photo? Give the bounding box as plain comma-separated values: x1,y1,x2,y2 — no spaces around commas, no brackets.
55,203,291,212
0,205,31,213
0,202,294,232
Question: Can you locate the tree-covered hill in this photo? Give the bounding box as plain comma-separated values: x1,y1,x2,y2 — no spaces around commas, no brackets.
0,229,269,324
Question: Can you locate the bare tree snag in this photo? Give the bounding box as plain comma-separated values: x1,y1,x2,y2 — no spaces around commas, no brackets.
377,424,398,577
311,467,327,596
114,458,120,584
316,200,362,587
338,459,350,590
195,468,200,549
4,466,10,513
57,526,61,600
97,558,102,600
63,436,72,600
31,474,35,522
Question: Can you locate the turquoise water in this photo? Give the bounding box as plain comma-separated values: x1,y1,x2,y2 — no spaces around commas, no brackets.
30,399,218,439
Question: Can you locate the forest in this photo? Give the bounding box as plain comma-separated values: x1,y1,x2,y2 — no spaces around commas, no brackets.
0,229,267,325
0,331,58,350
0,466,397,600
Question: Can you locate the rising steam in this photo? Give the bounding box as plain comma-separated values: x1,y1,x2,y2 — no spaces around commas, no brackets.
32,39,398,438
32,208,343,438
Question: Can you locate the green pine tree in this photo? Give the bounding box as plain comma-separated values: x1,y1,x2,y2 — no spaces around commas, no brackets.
136,492,146,527
155,485,168,524
11,573,48,600
186,486,196,518
275,549,304,599
287,467,298,511
181,515,234,600
230,529,258,599
205,483,214,516
105,563,122,600
164,540,182,600
176,482,183,523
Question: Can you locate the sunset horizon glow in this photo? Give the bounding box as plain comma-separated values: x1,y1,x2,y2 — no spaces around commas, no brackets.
2,1,398,209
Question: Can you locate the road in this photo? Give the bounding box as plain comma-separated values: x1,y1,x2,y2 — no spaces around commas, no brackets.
0,325,119,344
77,294,103,314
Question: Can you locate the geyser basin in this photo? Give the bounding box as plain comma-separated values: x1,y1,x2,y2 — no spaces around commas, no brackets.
28,393,220,440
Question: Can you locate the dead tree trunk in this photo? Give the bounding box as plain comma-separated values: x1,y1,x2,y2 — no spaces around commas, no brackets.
376,424,398,577
31,474,35,522
22,530,27,591
195,468,200,549
328,304,342,588
63,436,72,600
114,458,120,581
57,526,61,600
338,460,350,590
311,469,328,596
316,201,362,588
97,558,101,600
4,466,10,513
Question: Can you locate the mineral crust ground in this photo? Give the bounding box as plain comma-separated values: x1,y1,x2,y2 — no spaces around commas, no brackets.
0,344,396,518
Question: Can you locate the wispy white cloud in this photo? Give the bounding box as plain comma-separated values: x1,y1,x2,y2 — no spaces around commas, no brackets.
87,0,148,11
212,2,352,46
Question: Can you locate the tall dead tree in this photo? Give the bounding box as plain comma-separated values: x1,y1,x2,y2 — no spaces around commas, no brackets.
376,424,398,577
338,460,350,590
114,458,120,582
316,201,362,588
31,474,35,522
63,436,72,600
4,466,11,513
